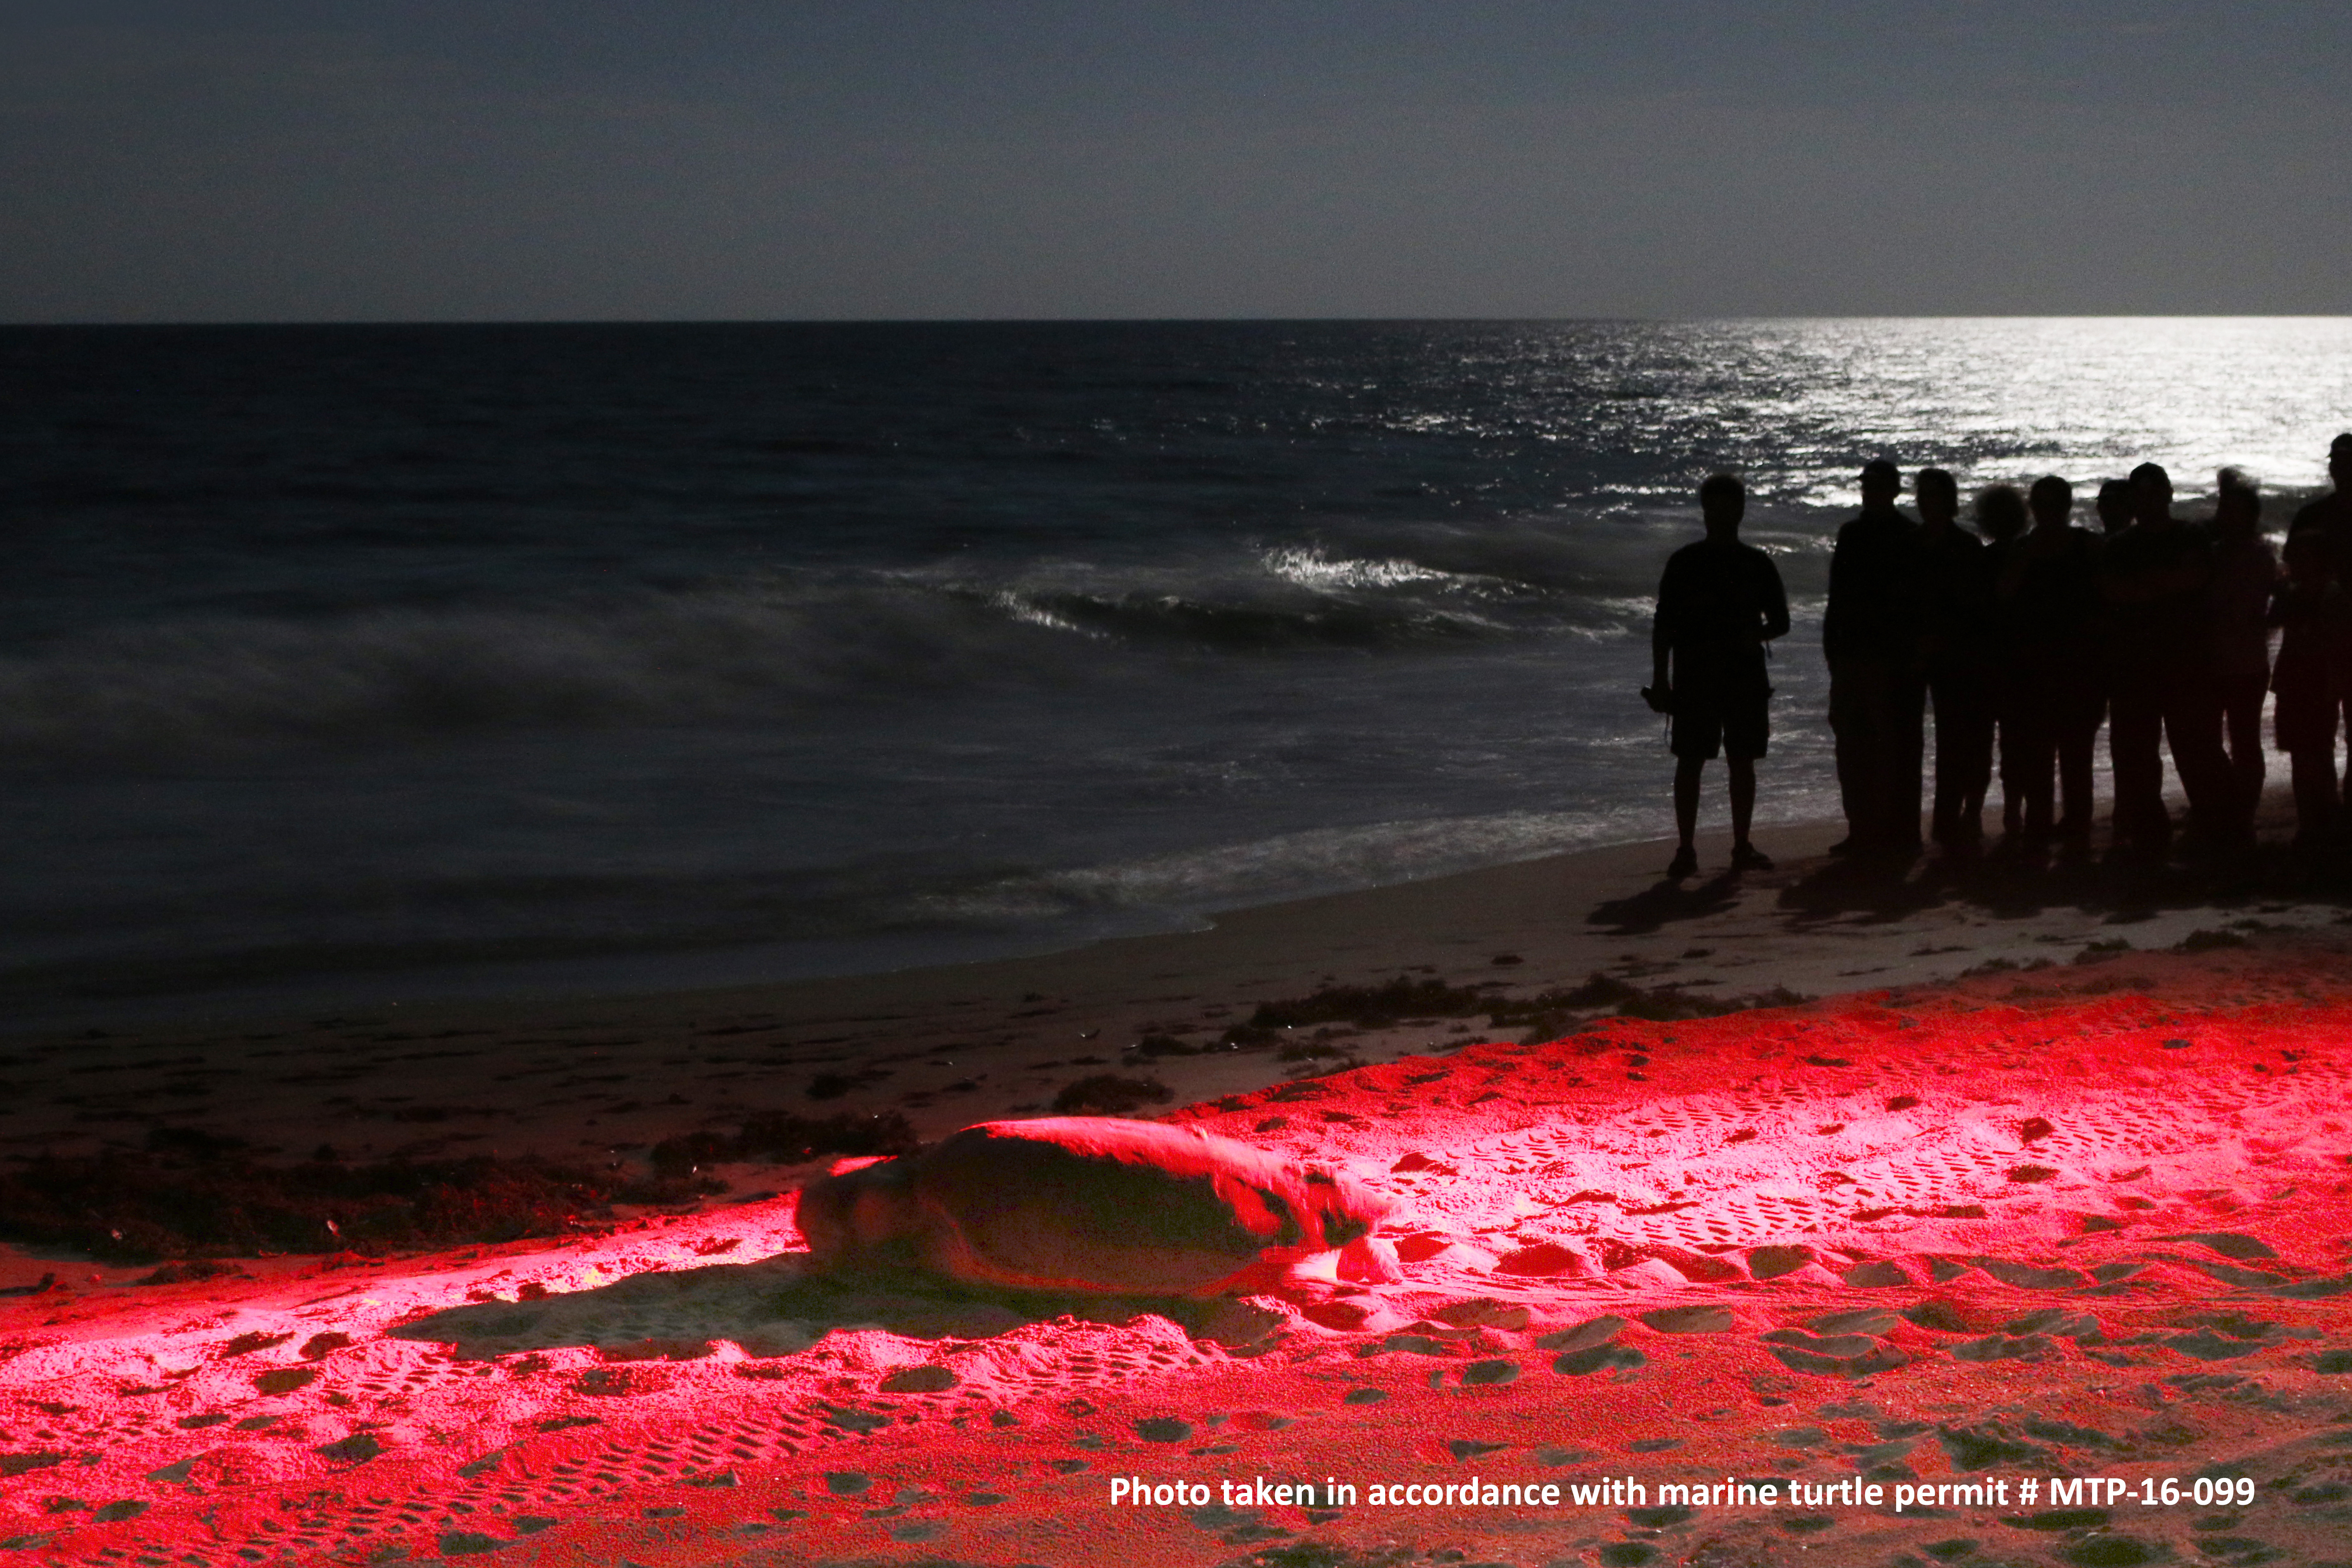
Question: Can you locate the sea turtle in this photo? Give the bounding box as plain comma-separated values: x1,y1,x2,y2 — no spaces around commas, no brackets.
795,1116,1399,1296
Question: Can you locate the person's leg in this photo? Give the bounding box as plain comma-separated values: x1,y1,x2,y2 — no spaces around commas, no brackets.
2057,688,2101,839
2337,692,2352,815
1890,672,1927,848
2163,667,2241,845
1727,753,1772,869
1992,673,2024,837
1668,750,1706,876
1928,671,1959,841
2325,720,2343,841
1849,658,1908,850
2057,722,2095,839
2012,691,2059,838
1930,669,1990,843
2333,696,2352,823
2290,748,2335,847
1719,682,1771,868
1855,662,1894,847
1960,671,1994,832
1674,755,1704,848
1705,678,1772,870
2004,713,2031,833
1829,663,1868,848
2308,688,2343,841
1838,658,1907,848
2222,670,2267,828
2108,678,2166,851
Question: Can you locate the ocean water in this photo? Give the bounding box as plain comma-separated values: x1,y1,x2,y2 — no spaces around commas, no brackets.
5,319,2350,1025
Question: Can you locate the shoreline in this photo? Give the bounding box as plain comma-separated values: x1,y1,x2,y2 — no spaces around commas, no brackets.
5,798,2343,1175
0,804,1843,1039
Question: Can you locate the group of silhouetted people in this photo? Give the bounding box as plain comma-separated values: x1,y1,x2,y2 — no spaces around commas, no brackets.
1649,435,2352,877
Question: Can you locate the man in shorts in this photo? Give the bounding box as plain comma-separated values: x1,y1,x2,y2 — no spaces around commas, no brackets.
1649,473,1790,878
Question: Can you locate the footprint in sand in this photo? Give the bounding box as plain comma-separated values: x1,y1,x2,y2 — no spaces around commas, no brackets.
1640,1305,1735,1334
1759,1328,1908,1377
1950,1333,2058,1363
1903,1299,1990,1333
1491,1240,1588,1276
1844,1259,1921,1287
2162,1319,2290,1361
1398,1233,1502,1269
1431,1296,1533,1330
2158,1231,2278,1261
878,1366,957,1393
1299,1298,1378,1330
1746,1244,1824,1280
1537,1316,1647,1375
1537,1315,1627,1351
1973,1258,2092,1289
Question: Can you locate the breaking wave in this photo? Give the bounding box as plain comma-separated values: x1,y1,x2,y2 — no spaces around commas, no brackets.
0,544,1655,763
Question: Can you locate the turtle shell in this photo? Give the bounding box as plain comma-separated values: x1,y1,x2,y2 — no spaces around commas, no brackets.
798,1117,1389,1297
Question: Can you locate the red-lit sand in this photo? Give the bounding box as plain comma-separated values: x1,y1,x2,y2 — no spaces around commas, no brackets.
11,820,2352,1568
10,934,2352,1567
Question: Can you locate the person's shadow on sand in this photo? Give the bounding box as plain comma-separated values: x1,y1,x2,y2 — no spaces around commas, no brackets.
1775,852,1955,928
1774,842,2298,930
1587,869,1742,935
390,1254,1286,1367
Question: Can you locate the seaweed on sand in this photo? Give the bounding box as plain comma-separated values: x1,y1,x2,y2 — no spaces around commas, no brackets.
0,1127,724,1265
1050,1074,1173,1115
1224,972,1810,1048
648,1110,918,1176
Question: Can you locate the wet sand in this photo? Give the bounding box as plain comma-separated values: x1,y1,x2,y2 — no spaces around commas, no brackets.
4,814,2340,1172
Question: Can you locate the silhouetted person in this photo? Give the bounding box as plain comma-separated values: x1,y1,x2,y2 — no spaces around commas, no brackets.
1913,469,1993,846
2288,434,2352,563
2086,478,2134,823
2209,469,2277,833
1974,484,2029,837
1976,486,2028,545
2269,528,2345,849
2095,479,2134,537
2288,434,2352,806
1649,473,1789,878
1823,460,1925,854
2101,462,2239,854
1998,476,2104,843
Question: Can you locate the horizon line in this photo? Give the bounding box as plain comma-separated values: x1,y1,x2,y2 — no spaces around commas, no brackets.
8,312,2352,329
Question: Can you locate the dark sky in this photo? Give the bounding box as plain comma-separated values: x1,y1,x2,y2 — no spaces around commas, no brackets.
7,1,2350,321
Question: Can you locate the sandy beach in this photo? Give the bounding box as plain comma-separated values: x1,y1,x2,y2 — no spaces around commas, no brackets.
5,812,2340,1172
8,816,2352,1566
15,15,2352,1562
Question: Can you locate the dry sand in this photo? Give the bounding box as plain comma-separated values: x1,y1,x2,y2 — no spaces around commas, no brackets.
8,823,2352,1566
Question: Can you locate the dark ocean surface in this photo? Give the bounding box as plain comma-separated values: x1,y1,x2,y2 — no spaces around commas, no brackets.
5,319,2348,1025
